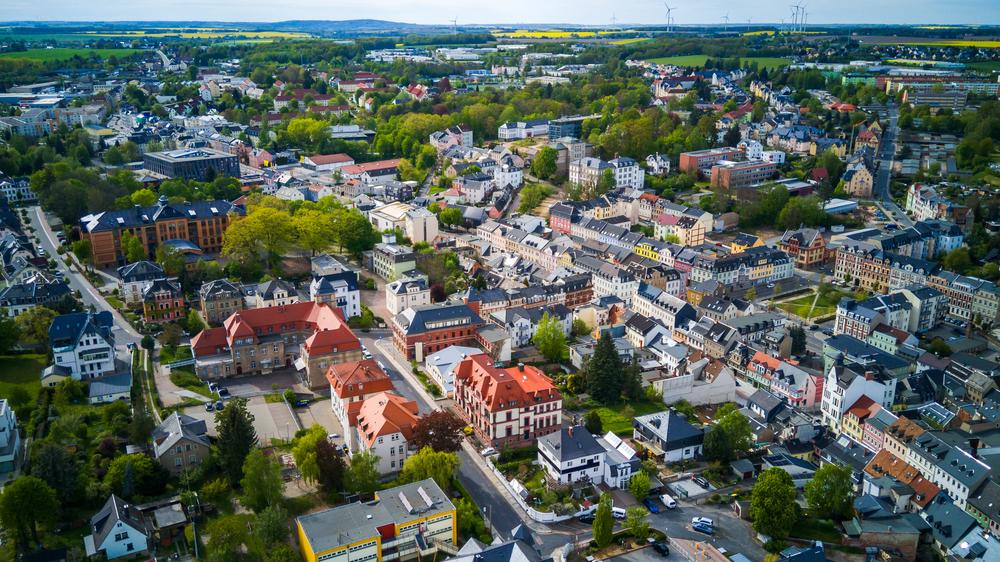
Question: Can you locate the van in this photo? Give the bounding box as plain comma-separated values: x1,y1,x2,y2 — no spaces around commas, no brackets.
659,494,677,509
611,507,627,520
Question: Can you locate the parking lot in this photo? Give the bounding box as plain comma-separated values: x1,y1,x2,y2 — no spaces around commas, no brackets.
668,477,715,499
214,371,305,398
294,398,347,450
181,395,298,445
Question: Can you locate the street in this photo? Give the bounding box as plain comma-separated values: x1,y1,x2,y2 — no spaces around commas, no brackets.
871,104,913,228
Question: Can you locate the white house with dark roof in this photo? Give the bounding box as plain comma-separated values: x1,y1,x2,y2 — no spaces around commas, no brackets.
84,495,149,560
117,261,165,305
633,410,704,462
0,399,22,477
47,310,115,381
537,425,606,485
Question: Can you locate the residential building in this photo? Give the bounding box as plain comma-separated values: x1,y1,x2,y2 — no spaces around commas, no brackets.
310,267,361,319
190,302,363,389
632,410,703,462
80,196,243,268
141,277,184,323
820,364,896,434
489,304,571,348
84,495,149,560
678,147,741,178
689,246,793,286
709,160,778,198
295,479,456,562
369,202,439,244
633,282,697,330
778,228,828,268
842,151,875,198
328,360,395,448
834,293,912,339
569,157,610,188
199,279,245,325
0,400,22,476
906,433,989,509
905,184,974,233
252,278,299,308
0,274,70,317
537,425,604,485
392,302,486,361
354,392,420,474
142,148,240,180
452,354,562,448
370,243,417,281
386,276,431,317
151,412,210,476
48,310,115,380
425,345,483,397
116,261,164,306
429,125,473,152
497,119,549,140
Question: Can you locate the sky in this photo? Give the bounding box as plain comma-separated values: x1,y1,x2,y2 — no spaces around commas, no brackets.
3,0,999,26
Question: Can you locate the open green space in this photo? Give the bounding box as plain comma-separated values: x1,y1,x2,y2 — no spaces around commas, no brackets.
593,400,668,436
0,48,143,62
644,54,792,70
967,61,1000,72
0,353,46,403
776,285,850,319
160,344,192,365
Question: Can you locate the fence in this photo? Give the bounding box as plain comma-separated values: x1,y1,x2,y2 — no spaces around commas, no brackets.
485,463,581,523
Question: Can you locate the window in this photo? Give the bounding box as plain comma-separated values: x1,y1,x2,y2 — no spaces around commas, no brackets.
126,543,134,552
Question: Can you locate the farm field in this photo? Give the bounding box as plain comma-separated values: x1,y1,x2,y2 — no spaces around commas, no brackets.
492,29,638,39
645,54,792,70
82,29,313,39
0,47,143,61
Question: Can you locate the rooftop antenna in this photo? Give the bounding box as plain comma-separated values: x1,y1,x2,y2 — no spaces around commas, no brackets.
663,3,676,33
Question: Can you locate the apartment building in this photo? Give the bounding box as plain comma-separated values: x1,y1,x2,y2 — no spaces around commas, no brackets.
689,246,793,286
48,310,116,381
709,160,778,198
391,302,486,361
199,279,245,325
369,202,439,244
386,277,431,317
678,147,741,177
778,228,829,268
141,277,185,323
820,364,896,434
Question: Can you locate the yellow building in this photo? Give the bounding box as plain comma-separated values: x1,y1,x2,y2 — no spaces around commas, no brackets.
297,479,456,562
729,233,764,254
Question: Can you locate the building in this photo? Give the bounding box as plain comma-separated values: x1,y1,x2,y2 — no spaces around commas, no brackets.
386,277,431,317
369,202,439,244
84,495,149,560
537,425,604,485
0,275,70,317
709,160,778,198
452,354,562,448
295,479,455,562
48,310,115,380
0,400,22,476
370,243,417,281
392,302,485,361
569,157,610,188
141,277,184,323
842,152,875,198
80,196,243,268
328,360,395,447
548,115,590,139
142,148,240,180
678,147,741,178
151,412,210,476
117,261,165,306
820,364,896,434
252,278,299,308
424,345,482,397
905,184,974,232
199,279,245,325
497,119,549,140
302,153,355,171
190,302,363,389
632,410,703,462
490,304,571,348
778,228,828,268
310,267,361,319
354,392,421,474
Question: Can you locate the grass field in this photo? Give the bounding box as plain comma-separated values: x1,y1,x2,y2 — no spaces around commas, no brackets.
0,47,143,62
645,54,792,70
776,286,850,319
0,353,46,402
742,30,824,36
967,61,1000,72
899,40,1000,48
594,400,667,436
612,38,652,45
82,29,312,39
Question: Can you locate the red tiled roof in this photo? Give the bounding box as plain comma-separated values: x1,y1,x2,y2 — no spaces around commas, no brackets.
193,302,360,357
865,449,940,508
749,350,782,371
846,395,878,420
341,159,401,175
453,354,561,413
355,392,420,447
326,359,394,399
306,153,354,166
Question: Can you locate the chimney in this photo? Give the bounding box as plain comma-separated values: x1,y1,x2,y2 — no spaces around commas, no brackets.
568,426,573,438
864,371,874,381
517,363,524,372
971,438,981,458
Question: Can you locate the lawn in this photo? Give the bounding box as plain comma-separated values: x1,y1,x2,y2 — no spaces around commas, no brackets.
169,366,212,398
0,48,143,62
776,286,850,320
594,400,667,436
160,344,192,365
0,353,47,403
790,517,843,543
644,54,791,70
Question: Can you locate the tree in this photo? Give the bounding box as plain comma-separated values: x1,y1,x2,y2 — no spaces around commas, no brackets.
400,447,460,491
572,318,590,338
584,410,603,435
0,476,58,548
745,287,757,302
622,354,643,402
130,188,158,207
626,506,651,541
790,325,806,355
723,125,741,147
533,312,567,363
240,449,284,512
346,451,380,496
411,410,465,452
592,492,614,548
105,453,161,499
716,408,753,457
30,443,79,504
0,317,19,354
332,207,379,257
596,168,616,195
942,247,973,274
71,239,92,269
206,514,252,562
223,206,295,267
159,323,182,348
804,463,855,520
316,438,346,497
216,398,258,485
531,147,558,180
186,309,206,335
455,496,489,543
629,471,651,500
256,504,290,546
586,334,624,404
6,386,30,411
155,245,185,277
292,425,327,483
440,207,464,228
750,467,799,539
292,208,336,255
703,427,734,463
120,230,146,263
141,334,155,351
15,305,57,345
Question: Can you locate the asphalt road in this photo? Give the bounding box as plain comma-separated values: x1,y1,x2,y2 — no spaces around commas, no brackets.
871,104,913,228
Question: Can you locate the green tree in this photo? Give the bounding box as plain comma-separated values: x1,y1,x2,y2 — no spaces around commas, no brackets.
240,449,284,512
622,354,643,402
105,453,161,499
15,305,58,345
292,425,327,484
206,514,252,562
584,410,603,435
703,427,734,463
0,476,58,548
216,398,258,485
71,239,92,270
629,471,651,500
572,318,590,337
130,188,158,207
790,325,806,355
804,463,855,520
745,287,757,301
186,309,206,335
533,312,567,363
716,407,753,457
626,506,651,541
223,206,295,267
400,447,460,491
592,492,614,548
0,317,19,354
256,504,290,546
293,208,336,255
455,496,489,543
29,443,79,504
120,230,146,263
316,438,346,497
942,247,973,274
723,126,741,147
332,207,379,257
440,207,464,228
346,450,381,495
530,146,558,180
596,168,616,195
586,334,624,404
750,467,799,539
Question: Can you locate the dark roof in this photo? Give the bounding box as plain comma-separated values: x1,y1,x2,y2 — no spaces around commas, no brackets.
0,278,70,306
81,199,243,233
257,278,296,299
199,278,243,300
538,426,604,462
393,303,484,335
90,494,147,549
48,311,113,349
117,260,164,283
142,277,181,300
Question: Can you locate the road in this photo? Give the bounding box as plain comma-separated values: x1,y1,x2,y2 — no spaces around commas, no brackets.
29,206,141,347
871,103,913,228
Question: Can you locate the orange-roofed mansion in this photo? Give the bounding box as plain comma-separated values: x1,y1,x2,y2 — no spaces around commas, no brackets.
452,354,562,448
191,301,363,390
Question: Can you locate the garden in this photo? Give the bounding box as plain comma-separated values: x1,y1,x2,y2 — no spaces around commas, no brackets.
492,446,595,515
776,284,852,320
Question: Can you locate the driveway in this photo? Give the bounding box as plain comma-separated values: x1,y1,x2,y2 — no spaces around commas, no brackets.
181,395,295,445
295,398,348,450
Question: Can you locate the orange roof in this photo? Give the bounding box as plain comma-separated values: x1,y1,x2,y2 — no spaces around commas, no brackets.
452,354,561,412
341,159,401,175
326,360,394,399
749,350,782,371
307,153,353,166
194,302,360,357
640,193,660,203
884,417,926,444
846,395,878,420
864,449,940,508
355,392,420,448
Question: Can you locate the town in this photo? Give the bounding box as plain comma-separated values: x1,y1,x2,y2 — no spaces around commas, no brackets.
0,12,1000,562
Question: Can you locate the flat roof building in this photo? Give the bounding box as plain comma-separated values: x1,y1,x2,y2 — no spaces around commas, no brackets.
142,148,240,180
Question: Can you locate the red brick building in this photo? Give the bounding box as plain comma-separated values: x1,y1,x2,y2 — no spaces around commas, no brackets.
391,302,485,361
452,354,562,448
678,147,741,177
777,227,830,268
141,277,185,323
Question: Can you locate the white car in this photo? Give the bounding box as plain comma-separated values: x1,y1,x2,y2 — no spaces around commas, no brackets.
328,433,340,440
659,494,677,509
691,517,714,527
480,447,497,457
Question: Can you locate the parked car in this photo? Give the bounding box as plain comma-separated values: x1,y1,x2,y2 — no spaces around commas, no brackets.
205,402,214,412
652,542,670,557
659,494,677,509
480,447,497,457
577,513,595,524
215,400,224,410
693,476,710,488
809,324,819,331
692,522,714,535
218,388,231,399
208,383,218,392
363,350,373,359
611,507,627,520
328,433,340,440
691,517,714,527
642,497,660,514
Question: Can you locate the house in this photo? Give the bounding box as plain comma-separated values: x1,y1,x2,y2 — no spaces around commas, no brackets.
190,302,363,389
151,412,210,476
762,452,818,488
327,360,395,449
385,277,431,317
141,277,184,323
370,242,417,282
730,233,764,254
48,310,115,380
116,261,165,306
0,274,70,317
302,153,354,171
199,279,245,325
310,268,361,319
391,302,485,361
253,278,299,308
537,425,605,485
84,495,149,560
820,363,896,434
778,228,828,268
633,410,703,462
369,202,439,244
0,399,22,477
354,392,420,474
296,479,456,562
842,151,875,198
596,431,641,489
425,345,483,397
88,373,132,404
489,304,571,348
452,354,562,448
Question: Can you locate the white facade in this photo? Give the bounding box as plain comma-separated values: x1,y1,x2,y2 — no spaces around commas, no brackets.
609,157,645,189
738,140,764,160
52,328,115,380
364,430,411,474
762,150,786,164
820,366,897,434
386,279,431,317
493,164,523,188
0,400,21,474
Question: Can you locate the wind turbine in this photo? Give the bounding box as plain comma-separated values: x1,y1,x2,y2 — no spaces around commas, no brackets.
450,18,457,34
663,3,676,33
611,12,618,29
721,13,730,31
789,5,799,33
